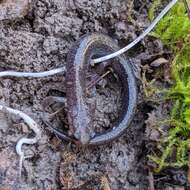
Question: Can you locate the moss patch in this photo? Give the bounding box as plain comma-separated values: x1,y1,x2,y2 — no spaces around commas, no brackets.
148,0,190,171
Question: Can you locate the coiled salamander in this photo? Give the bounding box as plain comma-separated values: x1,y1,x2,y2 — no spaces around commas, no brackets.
45,33,137,145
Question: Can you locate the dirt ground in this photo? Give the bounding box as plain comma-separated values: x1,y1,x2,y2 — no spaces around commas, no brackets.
0,0,185,190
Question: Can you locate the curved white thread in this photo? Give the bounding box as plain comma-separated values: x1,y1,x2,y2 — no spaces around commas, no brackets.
92,0,178,64
0,67,65,78
0,0,178,78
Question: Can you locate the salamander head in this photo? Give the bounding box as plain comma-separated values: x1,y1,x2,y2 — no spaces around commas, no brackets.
74,127,91,145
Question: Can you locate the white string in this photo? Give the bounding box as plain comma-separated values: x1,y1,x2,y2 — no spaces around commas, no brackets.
0,67,65,78
0,0,178,77
92,0,178,64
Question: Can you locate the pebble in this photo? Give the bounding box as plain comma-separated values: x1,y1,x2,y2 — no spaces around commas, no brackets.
150,58,169,67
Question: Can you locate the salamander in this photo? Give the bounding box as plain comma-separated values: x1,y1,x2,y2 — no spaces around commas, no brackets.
44,33,137,145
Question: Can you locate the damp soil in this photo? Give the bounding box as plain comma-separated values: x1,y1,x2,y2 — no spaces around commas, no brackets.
0,0,181,190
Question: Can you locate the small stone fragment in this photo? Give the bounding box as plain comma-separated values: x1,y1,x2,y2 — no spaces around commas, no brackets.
0,0,29,21
150,58,169,67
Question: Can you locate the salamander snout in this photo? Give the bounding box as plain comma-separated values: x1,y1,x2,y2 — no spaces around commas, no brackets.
74,129,91,145
71,105,94,145
74,131,90,145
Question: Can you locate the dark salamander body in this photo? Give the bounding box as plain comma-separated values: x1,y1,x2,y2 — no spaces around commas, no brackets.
51,33,137,145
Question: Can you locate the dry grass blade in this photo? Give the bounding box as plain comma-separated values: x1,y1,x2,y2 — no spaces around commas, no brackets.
100,176,111,190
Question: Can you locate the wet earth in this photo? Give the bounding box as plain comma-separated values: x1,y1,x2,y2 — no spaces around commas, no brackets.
0,0,187,190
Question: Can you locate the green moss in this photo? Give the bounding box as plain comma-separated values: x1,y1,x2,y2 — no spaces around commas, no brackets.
154,1,190,47
148,0,190,171
148,0,161,21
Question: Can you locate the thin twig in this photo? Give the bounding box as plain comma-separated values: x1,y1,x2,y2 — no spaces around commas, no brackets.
0,105,41,177
0,67,65,78
49,107,65,118
87,70,111,90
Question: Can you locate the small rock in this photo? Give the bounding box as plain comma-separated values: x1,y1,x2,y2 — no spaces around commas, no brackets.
150,58,169,67
0,0,30,21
